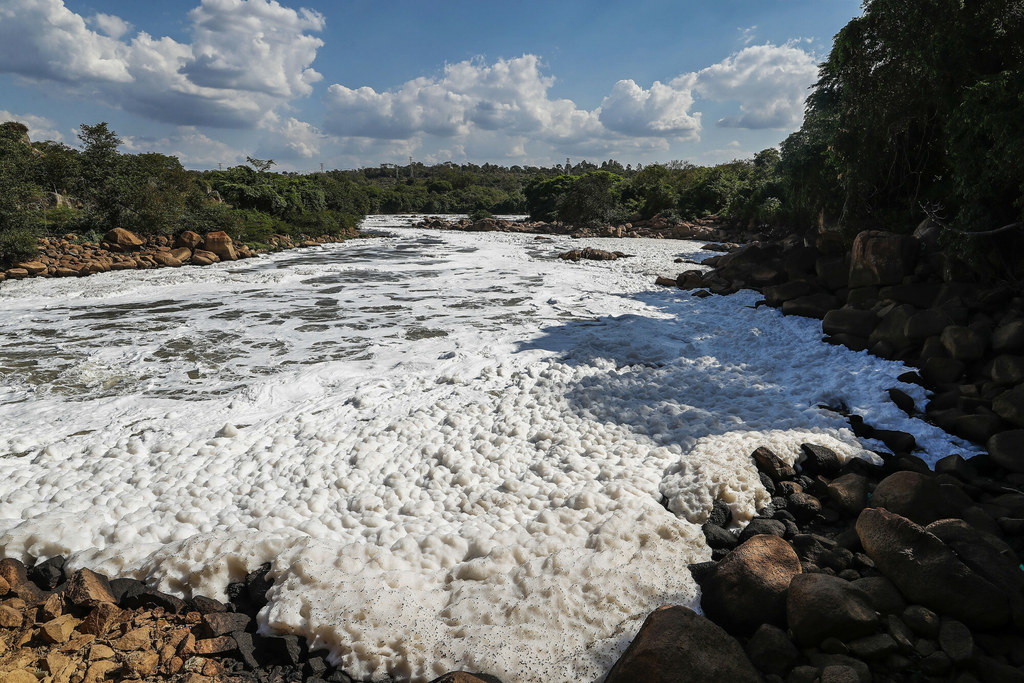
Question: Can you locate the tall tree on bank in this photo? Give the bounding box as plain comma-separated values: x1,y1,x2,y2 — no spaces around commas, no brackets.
781,0,1024,239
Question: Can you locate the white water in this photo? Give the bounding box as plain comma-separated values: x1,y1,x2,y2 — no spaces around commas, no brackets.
0,216,976,681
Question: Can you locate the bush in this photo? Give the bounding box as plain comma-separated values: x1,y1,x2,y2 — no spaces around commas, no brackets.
0,227,39,267
469,208,493,221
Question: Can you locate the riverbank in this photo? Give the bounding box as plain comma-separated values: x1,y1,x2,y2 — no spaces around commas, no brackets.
1,219,1017,681
0,227,363,283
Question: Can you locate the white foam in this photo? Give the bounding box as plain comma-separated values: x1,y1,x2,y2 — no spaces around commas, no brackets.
0,216,978,681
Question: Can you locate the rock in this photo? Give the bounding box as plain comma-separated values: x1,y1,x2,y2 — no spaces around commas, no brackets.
737,517,787,543
953,413,1004,443
868,304,917,354
676,270,706,289
66,568,116,606
121,587,186,613
856,508,1010,628
799,443,842,477
190,595,228,614
28,556,65,591
938,619,973,663
604,605,761,682
175,230,203,249
786,573,879,646
881,282,940,308
819,665,861,683
806,653,871,683
103,228,144,250
202,231,237,261
925,518,1024,609
941,325,987,360
872,429,916,453
151,251,182,267
826,473,870,515
698,534,801,634
111,626,152,651
869,471,963,525
654,276,677,287
429,674,502,683
78,602,123,636
847,633,898,659
781,292,841,319
4,267,29,279
788,492,822,520
195,635,238,655
744,623,799,675
822,308,879,337
848,230,918,288
201,611,251,637
764,279,812,306
559,247,620,261
922,356,966,384
850,576,906,615
124,650,160,677
707,499,733,528
992,318,1024,354
0,604,22,627
703,523,738,550
993,385,1024,427
902,605,941,637
751,446,796,481
904,308,953,340
987,430,1024,473
40,614,81,643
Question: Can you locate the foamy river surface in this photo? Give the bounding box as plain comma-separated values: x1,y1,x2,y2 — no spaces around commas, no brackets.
0,216,976,681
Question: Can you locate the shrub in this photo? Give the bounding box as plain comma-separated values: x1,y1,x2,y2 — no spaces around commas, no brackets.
469,208,493,221
0,227,39,267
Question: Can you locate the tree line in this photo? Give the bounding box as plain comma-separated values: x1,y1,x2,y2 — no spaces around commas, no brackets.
2,0,1022,270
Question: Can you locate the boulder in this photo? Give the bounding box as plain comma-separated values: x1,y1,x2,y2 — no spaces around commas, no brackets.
745,623,799,675
175,230,203,249
822,307,879,338
66,568,116,606
855,508,1010,628
868,471,964,525
787,573,879,646
904,309,953,341
994,385,1024,427
698,534,801,634
987,430,1024,473
826,473,870,516
676,270,706,289
781,292,841,319
991,318,1024,353
799,443,842,477
751,446,796,482
940,325,987,361
764,279,812,306
169,247,192,262
605,605,761,682
103,228,144,251
202,231,237,261
850,576,906,615
868,304,917,354
151,251,182,267
848,231,918,288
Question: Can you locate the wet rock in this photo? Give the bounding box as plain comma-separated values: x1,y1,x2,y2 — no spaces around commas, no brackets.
737,517,787,543
787,573,878,646
856,508,1010,628
993,385,1024,427
605,605,761,682
699,534,801,634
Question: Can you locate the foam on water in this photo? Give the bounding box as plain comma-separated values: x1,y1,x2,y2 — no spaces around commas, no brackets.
0,217,978,681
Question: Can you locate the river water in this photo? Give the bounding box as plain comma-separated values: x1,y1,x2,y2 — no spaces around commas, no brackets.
0,216,974,681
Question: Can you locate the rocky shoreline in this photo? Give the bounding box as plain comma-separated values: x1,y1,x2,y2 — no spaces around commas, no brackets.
413,214,727,241
3,219,1023,681
0,227,361,283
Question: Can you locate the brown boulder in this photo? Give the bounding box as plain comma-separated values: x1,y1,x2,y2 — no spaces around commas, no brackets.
826,473,870,515
787,573,879,647
993,385,1024,428
699,534,801,634
605,605,761,683
169,247,192,262
151,251,182,267
822,307,879,338
16,261,47,275
869,471,963,525
856,507,1010,628
66,568,116,607
103,228,144,251
202,231,237,261
848,230,918,288
175,230,203,249
988,430,1024,473
751,446,796,482
940,325,987,361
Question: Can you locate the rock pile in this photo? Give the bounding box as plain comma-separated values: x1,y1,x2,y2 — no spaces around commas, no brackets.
557,247,628,262
413,214,726,240
659,225,1024,452
608,441,1024,681
0,228,356,283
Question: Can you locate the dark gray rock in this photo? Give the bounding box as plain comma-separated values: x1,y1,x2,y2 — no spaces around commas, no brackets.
786,573,879,647
800,443,842,477
868,470,963,525
745,623,799,675
752,446,796,482
988,429,1024,473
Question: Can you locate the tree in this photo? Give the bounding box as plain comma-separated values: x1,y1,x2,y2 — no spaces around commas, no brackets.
556,170,625,227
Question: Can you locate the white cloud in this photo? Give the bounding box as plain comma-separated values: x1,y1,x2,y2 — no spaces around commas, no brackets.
695,42,818,129
324,55,602,144
598,76,700,138
739,26,757,45
89,12,133,39
0,110,65,142
256,116,326,159
0,0,325,128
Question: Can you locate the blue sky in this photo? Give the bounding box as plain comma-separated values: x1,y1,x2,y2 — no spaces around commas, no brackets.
0,0,862,170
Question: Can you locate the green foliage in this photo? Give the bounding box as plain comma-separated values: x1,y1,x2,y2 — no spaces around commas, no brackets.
780,0,1024,237
525,174,577,221
469,208,493,221
0,226,38,267
556,171,626,227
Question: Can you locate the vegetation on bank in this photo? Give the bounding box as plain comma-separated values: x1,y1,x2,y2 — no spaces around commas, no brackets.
2,0,1021,272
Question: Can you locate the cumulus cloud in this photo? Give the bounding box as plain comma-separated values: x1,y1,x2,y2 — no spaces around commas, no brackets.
695,42,818,129
120,127,243,167
0,0,325,128
598,76,700,138
324,55,602,144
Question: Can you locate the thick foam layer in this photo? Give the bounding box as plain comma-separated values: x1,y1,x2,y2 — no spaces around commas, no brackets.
0,217,978,681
